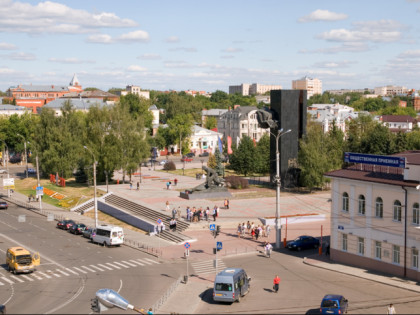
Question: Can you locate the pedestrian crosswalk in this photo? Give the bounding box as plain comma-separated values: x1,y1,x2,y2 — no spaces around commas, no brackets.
191,259,226,275
0,258,160,286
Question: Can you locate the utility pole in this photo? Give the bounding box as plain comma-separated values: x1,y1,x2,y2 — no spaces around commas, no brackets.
36,155,42,210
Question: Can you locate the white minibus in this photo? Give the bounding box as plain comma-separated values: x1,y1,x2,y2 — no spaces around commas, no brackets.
91,225,124,247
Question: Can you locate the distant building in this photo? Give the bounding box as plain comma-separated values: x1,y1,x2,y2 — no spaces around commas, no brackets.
374,85,409,96
229,83,282,96
377,115,418,133
414,97,420,111
0,104,31,116
149,104,160,136
184,90,211,97
5,74,83,113
189,125,223,155
217,105,269,144
39,98,112,116
292,76,322,99
325,88,374,95
116,85,150,99
60,89,119,102
201,109,228,128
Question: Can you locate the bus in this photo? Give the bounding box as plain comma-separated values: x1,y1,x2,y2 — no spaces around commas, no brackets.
91,225,124,247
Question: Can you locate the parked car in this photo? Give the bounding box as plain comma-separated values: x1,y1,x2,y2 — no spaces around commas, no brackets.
9,155,21,163
69,223,87,235
0,201,8,210
199,152,209,157
83,227,95,239
320,294,348,314
181,156,193,162
0,169,7,174
186,152,195,158
287,235,320,251
57,219,76,230
159,160,168,165
27,168,36,174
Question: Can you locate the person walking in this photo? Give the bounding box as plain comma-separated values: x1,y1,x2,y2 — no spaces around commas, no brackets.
172,207,177,219
165,201,170,211
174,178,178,186
273,275,281,293
265,242,273,258
166,181,170,190
247,221,251,234
129,181,133,190
205,207,209,221
136,181,140,190
212,206,217,221
387,304,396,314
237,224,242,238
224,198,229,209
177,207,181,220
266,225,271,238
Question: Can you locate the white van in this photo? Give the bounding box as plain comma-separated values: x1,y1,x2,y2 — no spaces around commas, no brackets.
91,225,124,247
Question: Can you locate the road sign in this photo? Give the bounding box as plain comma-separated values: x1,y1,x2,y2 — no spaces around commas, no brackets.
184,242,191,249
157,218,162,224
3,178,15,189
217,241,222,250
209,224,215,231
36,186,44,196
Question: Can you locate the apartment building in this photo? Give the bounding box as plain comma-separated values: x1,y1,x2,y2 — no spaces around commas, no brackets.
229,83,282,96
374,85,409,96
292,76,322,99
325,151,420,281
325,88,374,95
217,105,269,144
116,85,150,99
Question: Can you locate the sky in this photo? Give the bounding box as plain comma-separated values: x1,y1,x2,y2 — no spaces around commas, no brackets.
0,0,420,93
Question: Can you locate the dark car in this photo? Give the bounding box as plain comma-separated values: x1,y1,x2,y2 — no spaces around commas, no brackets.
0,201,8,210
287,235,320,251
181,156,193,162
82,227,95,239
320,294,348,314
186,152,195,158
199,152,209,157
69,223,87,235
57,219,76,230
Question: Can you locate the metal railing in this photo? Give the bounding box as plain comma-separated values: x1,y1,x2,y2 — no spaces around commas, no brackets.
151,276,183,313
123,238,162,257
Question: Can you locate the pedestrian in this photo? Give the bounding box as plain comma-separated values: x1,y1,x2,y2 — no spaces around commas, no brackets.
166,181,170,190
266,225,271,238
205,207,209,221
137,181,140,190
212,206,217,221
251,228,255,240
168,181,172,190
273,275,281,293
216,206,220,217
174,178,178,186
387,303,396,314
255,226,260,241
177,207,181,220
186,207,191,222
262,225,266,238
241,222,246,237
237,224,242,238
172,207,177,219
265,242,273,258
28,195,31,203
325,242,330,256
247,221,251,234
129,181,133,190
165,201,170,211
224,198,229,209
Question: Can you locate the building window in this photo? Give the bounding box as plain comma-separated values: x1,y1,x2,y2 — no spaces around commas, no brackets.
393,200,402,222
342,192,349,212
393,245,400,264
375,241,382,260
375,197,383,218
412,249,419,269
358,237,365,255
342,234,347,251
413,203,420,225
358,195,365,215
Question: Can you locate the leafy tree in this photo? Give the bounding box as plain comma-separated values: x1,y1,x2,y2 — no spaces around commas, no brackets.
204,116,217,130
229,135,257,176
119,93,153,127
359,124,395,155
207,152,216,169
167,114,194,155
255,133,270,174
406,131,420,150
345,114,376,153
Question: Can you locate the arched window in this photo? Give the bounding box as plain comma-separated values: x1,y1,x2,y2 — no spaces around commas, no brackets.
413,203,420,225
358,195,366,215
375,197,383,218
342,192,349,212
393,200,402,222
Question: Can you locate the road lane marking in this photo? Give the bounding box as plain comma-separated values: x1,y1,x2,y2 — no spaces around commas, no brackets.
21,275,34,281
30,273,43,280
113,262,129,269
56,269,70,276
65,268,79,275
0,281,3,286
120,260,137,267
80,266,96,272
144,258,160,264
138,259,153,265
46,270,61,278
106,263,120,269
0,277,13,284
72,267,88,274
10,275,25,283
98,263,113,270
129,259,144,266
37,272,52,279
90,265,104,272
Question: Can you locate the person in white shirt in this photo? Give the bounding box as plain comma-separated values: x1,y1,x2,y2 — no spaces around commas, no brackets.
387,303,396,314
265,242,273,258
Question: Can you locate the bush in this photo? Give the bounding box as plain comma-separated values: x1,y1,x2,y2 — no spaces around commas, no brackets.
163,161,176,171
225,176,249,189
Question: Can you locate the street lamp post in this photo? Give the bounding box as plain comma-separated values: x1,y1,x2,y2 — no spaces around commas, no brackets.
1,140,10,198
84,146,98,228
17,134,29,178
273,128,291,249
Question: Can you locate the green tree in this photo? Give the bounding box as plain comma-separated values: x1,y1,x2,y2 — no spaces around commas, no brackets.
119,93,153,127
229,135,257,176
204,116,217,130
255,133,270,174
167,114,194,155
359,124,395,155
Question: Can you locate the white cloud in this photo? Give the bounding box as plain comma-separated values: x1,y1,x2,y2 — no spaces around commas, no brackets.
4,52,36,60
137,53,161,60
48,57,95,64
298,9,348,22
312,60,355,68
127,65,147,72
166,36,179,43
300,42,370,54
116,30,149,42
398,49,420,58
0,42,17,50
0,0,138,34
86,34,113,44
168,47,197,52
223,47,243,53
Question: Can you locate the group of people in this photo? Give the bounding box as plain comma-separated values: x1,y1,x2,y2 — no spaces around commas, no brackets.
186,205,219,222
165,178,178,190
129,181,140,190
236,221,271,241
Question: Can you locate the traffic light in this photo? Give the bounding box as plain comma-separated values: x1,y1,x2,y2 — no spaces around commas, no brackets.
215,225,221,237
91,297,100,313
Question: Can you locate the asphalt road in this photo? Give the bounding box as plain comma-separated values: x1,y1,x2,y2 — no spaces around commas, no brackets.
0,203,183,314
195,250,420,314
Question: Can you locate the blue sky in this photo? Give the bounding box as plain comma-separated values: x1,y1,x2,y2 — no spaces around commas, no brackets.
0,0,419,93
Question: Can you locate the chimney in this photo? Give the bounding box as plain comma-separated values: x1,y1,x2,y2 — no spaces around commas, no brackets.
51,85,54,89
234,105,240,110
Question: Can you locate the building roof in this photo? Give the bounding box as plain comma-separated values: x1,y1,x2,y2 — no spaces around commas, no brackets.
9,85,69,92
193,125,222,136
202,109,228,116
61,90,118,99
0,104,28,110
43,98,110,109
69,73,80,86
380,115,415,123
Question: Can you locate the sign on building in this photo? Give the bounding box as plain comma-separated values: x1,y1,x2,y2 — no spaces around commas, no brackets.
344,152,406,168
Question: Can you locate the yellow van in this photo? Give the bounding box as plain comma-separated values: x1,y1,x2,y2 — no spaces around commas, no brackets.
6,247,40,274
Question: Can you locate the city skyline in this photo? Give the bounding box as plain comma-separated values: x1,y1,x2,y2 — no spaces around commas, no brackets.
0,0,419,93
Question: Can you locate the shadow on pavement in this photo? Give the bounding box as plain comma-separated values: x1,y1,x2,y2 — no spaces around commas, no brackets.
305,308,321,314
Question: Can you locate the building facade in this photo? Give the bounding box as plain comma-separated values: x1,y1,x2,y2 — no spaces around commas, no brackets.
325,151,420,281
117,85,150,99
292,76,322,99
229,83,282,96
374,85,409,96
189,125,223,155
377,115,418,133
217,105,269,144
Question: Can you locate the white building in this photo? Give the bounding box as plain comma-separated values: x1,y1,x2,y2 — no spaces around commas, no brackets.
189,125,223,155
376,115,418,133
217,105,269,144
374,85,409,96
0,104,31,116
292,76,322,99
117,85,150,99
229,83,282,96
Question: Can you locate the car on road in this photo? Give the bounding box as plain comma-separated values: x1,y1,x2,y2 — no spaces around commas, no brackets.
320,294,348,314
181,156,193,162
69,223,87,235
57,219,76,230
287,235,320,251
27,168,36,174
159,160,168,165
199,152,209,157
0,169,7,174
0,201,8,210
83,227,95,239
6,246,40,275
186,152,195,158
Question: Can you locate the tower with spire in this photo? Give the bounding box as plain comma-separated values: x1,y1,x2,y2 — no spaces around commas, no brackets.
69,73,82,92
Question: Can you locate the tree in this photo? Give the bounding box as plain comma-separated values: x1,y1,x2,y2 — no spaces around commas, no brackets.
167,114,194,155
255,133,270,174
359,124,395,155
229,135,257,176
119,93,153,127
204,116,217,130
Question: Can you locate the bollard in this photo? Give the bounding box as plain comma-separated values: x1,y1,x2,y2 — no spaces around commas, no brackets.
117,179,119,184
283,238,287,248
319,246,322,256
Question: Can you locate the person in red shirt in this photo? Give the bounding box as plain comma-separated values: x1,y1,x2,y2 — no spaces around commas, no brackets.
273,275,281,293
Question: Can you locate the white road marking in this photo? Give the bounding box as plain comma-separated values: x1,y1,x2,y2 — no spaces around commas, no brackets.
120,260,137,267
113,262,130,269
89,265,104,272
80,265,96,272
1,277,14,284
144,258,160,264
10,275,25,283
30,273,43,280
37,272,52,279
72,267,88,274
98,263,113,270
106,263,120,269
65,268,79,275
21,275,34,281
56,269,70,276
129,259,144,266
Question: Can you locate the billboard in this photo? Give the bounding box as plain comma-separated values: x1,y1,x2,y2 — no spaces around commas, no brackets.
3,178,15,189
344,152,406,168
